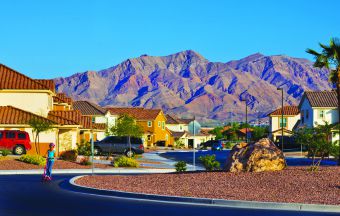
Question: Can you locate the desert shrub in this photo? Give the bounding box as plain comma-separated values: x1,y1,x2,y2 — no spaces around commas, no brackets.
79,157,92,166
0,149,11,156
175,139,185,149
18,154,46,166
60,150,78,162
112,156,139,168
199,154,220,171
77,141,91,156
175,161,187,172
224,142,235,149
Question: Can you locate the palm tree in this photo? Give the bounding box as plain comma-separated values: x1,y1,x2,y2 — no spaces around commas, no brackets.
306,37,340,165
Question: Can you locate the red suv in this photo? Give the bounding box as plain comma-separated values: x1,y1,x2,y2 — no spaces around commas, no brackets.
0,130,32,155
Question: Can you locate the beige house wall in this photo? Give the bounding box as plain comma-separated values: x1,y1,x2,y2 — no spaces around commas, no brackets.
0,91,53,117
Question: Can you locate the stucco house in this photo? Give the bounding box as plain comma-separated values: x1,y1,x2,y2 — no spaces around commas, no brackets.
0,64,106,155
165,114,215,148
298,90,339,142
106,107,172,147
268,106,300,141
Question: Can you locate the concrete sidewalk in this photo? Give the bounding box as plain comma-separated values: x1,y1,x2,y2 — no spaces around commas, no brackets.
0,168,176,175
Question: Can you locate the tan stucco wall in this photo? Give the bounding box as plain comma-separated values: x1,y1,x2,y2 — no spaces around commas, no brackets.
0,92,53,117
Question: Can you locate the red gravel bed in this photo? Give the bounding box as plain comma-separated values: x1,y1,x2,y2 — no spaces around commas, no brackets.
76,166,340,205
0,159,111,170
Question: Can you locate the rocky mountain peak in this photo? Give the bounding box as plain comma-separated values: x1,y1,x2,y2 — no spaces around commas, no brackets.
54,51,331,125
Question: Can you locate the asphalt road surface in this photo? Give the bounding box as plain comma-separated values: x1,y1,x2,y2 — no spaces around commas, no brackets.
0,174,338,216
160,150,337,167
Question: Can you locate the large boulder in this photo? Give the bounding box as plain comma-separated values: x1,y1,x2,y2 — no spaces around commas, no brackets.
225,138,286,172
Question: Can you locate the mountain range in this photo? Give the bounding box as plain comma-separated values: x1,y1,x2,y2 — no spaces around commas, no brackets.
54,50,331,125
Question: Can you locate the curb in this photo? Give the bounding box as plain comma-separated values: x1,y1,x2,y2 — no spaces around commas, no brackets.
69,175,340,213
0,168,175,175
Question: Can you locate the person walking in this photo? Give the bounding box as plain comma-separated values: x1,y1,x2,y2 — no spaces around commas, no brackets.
45,143,56,180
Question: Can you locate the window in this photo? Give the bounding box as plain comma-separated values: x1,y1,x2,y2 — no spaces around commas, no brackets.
6,132,15,139
305,110,309,119
130,137,143,144
180,125,183,130
162,122,165,130
279,117,287,128
301,110,305,124
0,132,2,139
319,110,325,119
147,121,152,127
18,133,26,139
92,116,96,123
147,135,151,141
165,134,169,141
158,121,161,127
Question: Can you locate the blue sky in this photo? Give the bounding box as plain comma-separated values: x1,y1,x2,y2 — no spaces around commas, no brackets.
1,0,340,78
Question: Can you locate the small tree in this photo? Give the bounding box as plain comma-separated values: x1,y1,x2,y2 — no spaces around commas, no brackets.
28,117,53,155
294,122,336,171
209,126,224,140
109,114,144,157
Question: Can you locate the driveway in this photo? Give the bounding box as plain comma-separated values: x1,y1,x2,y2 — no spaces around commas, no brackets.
0,174,338,216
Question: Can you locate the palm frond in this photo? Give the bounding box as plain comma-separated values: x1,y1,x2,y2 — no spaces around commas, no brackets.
306,48,321,57
331,37,340,65
320,42,335,58
314,54,329,69
329,70,338,84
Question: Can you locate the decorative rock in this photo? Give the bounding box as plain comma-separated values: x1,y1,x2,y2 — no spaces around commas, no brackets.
225,138,286,172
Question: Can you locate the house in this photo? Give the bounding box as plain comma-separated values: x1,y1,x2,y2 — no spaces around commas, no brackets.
0,64,54,117
298,90,339,142
106,107,172,147
165,114,215,148
0,64,106,155
268,106,300,141
73,100,118,140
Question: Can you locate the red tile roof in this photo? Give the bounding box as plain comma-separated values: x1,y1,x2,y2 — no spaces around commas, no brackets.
303,91,338,108
239,128,254,134
48,110,106,130
92,123,107,130
106,107,162,120
73,101,107,115
47,113,79,126
0,64,53,91
269,106,299,116
0,106,56,125
35,79,56,92
53,93,73,105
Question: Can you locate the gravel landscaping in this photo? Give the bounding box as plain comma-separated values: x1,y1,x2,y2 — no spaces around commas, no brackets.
76,166,340,205
0,157,111,170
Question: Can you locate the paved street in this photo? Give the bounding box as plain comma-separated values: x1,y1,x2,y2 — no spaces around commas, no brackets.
160,150,338,167
0,174,339,216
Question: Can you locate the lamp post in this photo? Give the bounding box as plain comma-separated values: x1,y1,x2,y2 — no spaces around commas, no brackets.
277,87,284,152
241,98,248,143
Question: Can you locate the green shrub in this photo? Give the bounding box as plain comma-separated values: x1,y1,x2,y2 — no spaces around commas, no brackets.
224,142,235,149
0,149,11,156
76,141,91,156
79,157,92,166
18,154,46,166
199,154,220,171
175,139,185,149
60,150,78,162
113,156,139,168
175,161,187,172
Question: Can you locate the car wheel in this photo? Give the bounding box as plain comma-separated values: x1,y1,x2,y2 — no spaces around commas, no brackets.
125,149,135,157
13,145,25,155
94,147,101,156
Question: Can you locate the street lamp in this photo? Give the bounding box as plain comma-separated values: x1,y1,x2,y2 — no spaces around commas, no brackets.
241,98,248,143
277,87,284,152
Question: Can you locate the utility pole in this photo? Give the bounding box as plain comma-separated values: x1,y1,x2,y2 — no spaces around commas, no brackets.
277,87,284,152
